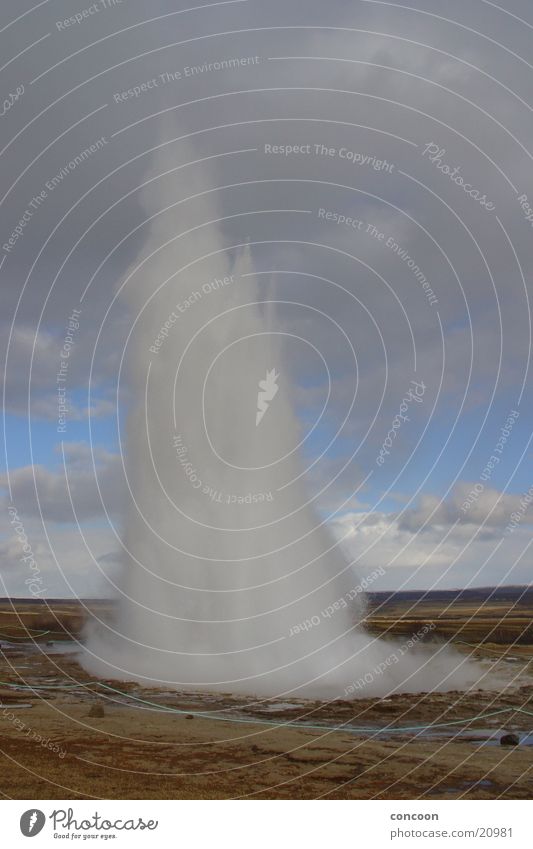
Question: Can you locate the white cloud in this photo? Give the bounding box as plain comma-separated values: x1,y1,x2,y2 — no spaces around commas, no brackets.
1,443,124,522
330,485,533,590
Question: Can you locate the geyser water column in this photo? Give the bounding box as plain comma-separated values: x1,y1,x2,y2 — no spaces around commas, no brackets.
82,134,476,699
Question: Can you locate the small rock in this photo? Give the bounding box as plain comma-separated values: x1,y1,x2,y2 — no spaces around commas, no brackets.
88,703,105,718
185,714,194,720
500,733,520,746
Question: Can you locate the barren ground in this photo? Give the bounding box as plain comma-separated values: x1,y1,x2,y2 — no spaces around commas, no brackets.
0,596,532,799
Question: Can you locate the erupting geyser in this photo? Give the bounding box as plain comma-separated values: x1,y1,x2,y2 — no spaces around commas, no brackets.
82,134,478,699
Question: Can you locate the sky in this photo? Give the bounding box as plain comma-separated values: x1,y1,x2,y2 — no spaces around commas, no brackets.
1,0,533,597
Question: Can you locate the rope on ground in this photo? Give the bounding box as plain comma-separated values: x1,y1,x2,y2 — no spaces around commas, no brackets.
1,677,532,736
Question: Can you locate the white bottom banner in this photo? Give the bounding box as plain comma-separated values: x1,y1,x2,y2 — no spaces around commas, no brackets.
1,800,531,848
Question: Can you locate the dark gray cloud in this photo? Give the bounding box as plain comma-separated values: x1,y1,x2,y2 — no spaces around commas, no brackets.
2,0,533,594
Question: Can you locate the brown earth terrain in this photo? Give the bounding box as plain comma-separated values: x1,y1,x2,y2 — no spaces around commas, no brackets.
0,592,532,799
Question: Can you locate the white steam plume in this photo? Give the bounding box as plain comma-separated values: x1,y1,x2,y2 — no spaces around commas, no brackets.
82,127,480,699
